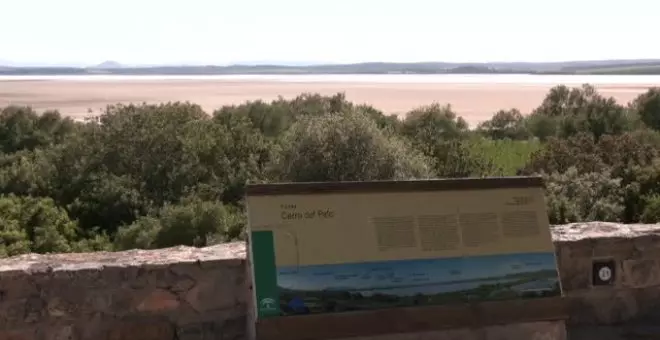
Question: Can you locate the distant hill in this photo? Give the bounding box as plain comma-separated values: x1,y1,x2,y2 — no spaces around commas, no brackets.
90,60,124,69
229,60,328,66
2,59,660,75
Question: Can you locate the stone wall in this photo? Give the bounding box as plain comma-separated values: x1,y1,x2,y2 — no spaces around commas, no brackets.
0,242,247,340
2,222,660,339
553,222,660,326
341,321,567,340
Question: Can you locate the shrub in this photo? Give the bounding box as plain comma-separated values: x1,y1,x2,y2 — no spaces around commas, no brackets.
631,87,660,131
477,109,530,140
276,109,432,182
543,168,624,224
0,194,91,256
114,198,244,250
641,194,660,223
529,84,632,139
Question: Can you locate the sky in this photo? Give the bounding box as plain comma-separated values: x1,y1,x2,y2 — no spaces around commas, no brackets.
0,0,657,66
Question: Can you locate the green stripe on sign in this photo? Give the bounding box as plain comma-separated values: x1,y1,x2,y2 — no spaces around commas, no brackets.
251,231,280,318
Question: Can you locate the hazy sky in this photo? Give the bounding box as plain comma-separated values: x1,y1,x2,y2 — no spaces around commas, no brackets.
0,0,656,66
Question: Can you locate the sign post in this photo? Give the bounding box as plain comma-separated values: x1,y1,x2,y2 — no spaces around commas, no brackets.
245,177,566,340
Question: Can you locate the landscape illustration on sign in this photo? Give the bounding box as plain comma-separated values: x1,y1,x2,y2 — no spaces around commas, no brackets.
275,252,560,316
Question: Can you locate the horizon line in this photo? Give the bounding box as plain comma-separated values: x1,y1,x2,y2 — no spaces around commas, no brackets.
4,58,660,69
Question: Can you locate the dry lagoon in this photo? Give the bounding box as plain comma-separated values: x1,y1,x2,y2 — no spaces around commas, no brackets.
0,74,656,126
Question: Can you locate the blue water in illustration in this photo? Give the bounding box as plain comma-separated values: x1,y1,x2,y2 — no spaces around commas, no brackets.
277,252,558,296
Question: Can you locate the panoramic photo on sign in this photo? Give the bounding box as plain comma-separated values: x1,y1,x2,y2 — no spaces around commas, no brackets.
245,178,561,319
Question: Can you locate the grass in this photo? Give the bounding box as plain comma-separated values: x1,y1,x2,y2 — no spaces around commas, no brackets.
467,137,541,176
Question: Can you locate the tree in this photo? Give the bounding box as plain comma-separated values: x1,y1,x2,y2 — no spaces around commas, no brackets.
477,109,530,140
402,103,468,144
90,102,210,206
0,149,56,197
529,84,632,139
276,109,432,182
424,139,498,178
525,113,559,141
521,131,659,176
632,88,660,130
213,92,362,137
543,168,624,224
207,113,277,204
0,195,87,257
214,100,296,138
0,106,77,154
400,104,496,177
114,198,244,250
66,173,147,234
641,195,660,223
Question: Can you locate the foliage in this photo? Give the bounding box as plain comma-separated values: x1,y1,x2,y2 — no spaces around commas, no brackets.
0,106,78,154
0,194,106,257
477,109,530,140
276,109,432,182
2,84,660,257
114,198,242,250
466,138,541,176
631,87,660,131
641,194,660,223
402,103,468,142
543,168,624,224
521,131,659,176
528,84,633,140
399,104,497,177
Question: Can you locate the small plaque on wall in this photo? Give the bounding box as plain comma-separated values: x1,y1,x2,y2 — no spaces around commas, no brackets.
592,259,616,286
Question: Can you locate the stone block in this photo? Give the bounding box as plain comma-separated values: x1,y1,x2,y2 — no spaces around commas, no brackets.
0,242,247,340
105,317,175,340
135,288,180,313
622,259,660,288
0,328,37,340
339,321,566,340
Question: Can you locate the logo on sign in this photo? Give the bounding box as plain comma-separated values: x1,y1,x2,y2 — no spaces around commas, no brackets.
598,266,612,281
260,297,277,311
592,259,616,286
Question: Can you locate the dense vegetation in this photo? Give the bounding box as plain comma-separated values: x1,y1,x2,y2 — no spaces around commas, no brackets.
2,84,660,256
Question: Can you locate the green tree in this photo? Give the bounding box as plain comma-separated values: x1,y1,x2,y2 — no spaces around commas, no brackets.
0,106,78,154
402,103,468,143
543,168,624,224
641,194,660,223
0,195,85,257
631,87,660,130
66,173,147,234
477,109,530,140
0,149,56,197
529,84,632,139
522,131,659,176
401,104,495,177
213,92,365,137
620,158,660,223
114,198,244,250
525,113,559,142
214,100,296,137
90,102,210,205
276,109,432,182
206,113,277,204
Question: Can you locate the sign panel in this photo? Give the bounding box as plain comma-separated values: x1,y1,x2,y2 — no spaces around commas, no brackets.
592,258,616,286
246,177,561,320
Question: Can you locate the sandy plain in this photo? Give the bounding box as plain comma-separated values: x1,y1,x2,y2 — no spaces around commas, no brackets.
0,78,652,126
